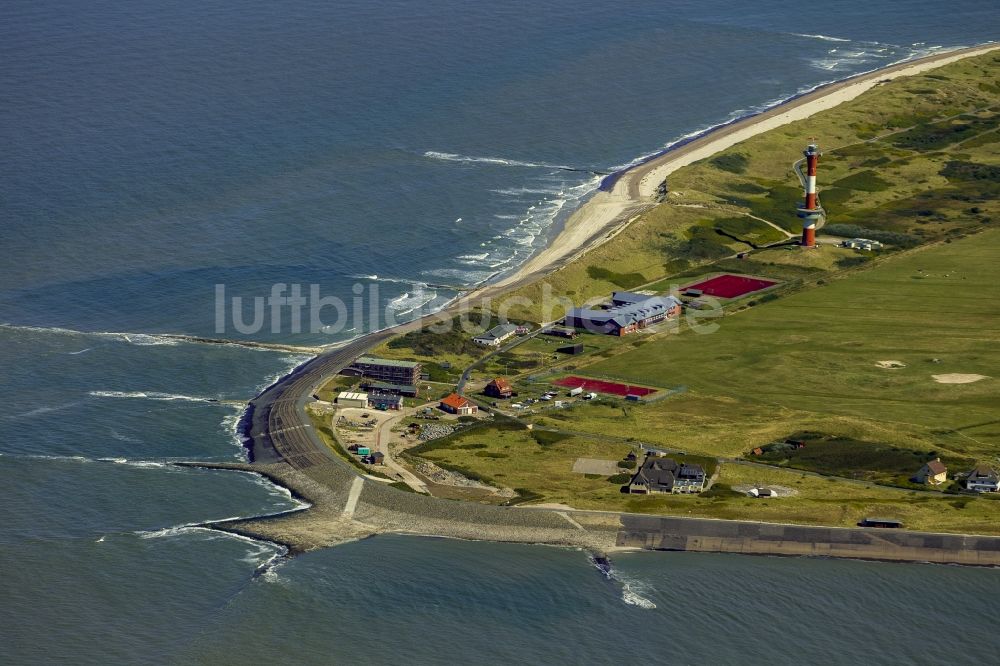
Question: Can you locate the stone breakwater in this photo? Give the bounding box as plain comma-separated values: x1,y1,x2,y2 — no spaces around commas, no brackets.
194,461,621,555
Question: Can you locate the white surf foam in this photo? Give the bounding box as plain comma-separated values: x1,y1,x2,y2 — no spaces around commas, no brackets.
96,457,174,469
13,454,94,464
790,32,852,43
620,584,657,609
88,390,233,405
386,285,438,317
490,186,565,196
11,402,83,419
610,572,658,609
424,150,574,170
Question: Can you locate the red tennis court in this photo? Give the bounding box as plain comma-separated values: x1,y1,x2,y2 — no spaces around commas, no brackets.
684,274,777,298
553,376,656,397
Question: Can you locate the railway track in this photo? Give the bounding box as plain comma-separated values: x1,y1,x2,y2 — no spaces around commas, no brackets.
243,331,395,469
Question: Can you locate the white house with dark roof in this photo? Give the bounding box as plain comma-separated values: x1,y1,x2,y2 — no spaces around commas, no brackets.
965,464,1000,492
473,323,518,347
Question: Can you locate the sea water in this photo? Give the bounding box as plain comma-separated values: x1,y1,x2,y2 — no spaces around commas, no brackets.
2,0,999,662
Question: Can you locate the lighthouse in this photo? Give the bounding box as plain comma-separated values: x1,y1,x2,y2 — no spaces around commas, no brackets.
796,143,824,247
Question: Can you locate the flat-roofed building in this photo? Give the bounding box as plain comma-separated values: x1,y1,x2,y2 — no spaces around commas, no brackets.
360,380,418,397
336,392,369,409
369,393,403,410
344,356,422,385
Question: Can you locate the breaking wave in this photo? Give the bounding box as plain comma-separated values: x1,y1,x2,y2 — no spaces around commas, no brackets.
88,390,237,405
386,284,438,317
0,323,180,346
424,150,574,170
790,32,852,43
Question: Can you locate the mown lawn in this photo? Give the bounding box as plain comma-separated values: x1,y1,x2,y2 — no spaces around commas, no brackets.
582,229,1000,461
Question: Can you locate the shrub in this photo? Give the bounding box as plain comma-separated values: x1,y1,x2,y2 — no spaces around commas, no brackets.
832,170,891,192
940,160,1000,182
837,255,873,268
617,459,636,469
586,266,647,289
608,473,632,484
531,430,573,447
710,153,749,174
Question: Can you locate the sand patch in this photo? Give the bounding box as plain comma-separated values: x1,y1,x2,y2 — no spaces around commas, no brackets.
933,373,989,384
572,458,620,475
732,484,799,498
876,360,906,369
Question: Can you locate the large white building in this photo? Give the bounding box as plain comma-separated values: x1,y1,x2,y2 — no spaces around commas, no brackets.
336,392,369,409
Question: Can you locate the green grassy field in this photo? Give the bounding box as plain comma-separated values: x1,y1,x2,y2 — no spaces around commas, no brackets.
582,229,1000,460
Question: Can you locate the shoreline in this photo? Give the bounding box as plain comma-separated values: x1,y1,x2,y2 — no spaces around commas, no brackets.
464,41,998,302
225,42,1000,564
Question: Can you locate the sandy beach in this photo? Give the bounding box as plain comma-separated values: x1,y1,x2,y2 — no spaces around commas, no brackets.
475,42,999,300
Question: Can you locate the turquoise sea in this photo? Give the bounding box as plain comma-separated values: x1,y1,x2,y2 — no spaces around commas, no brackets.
2,1,999,663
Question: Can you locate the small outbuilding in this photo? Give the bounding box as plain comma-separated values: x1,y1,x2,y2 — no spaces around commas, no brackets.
440,393,478,416
369,393,403,411
484,377,514,399
543,326,578,339
914,458,948,485
556,343,584,355
336,392,369,409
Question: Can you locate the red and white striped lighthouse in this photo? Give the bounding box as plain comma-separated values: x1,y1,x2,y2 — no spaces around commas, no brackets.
796,143,823,247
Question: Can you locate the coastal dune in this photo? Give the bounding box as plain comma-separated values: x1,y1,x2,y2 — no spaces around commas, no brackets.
479,42,999,298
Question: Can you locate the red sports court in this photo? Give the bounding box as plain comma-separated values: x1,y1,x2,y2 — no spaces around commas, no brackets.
553,376,656,397
684,274,777,299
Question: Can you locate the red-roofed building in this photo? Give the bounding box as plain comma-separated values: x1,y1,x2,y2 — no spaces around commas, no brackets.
484,377,513,399
440,393,478,416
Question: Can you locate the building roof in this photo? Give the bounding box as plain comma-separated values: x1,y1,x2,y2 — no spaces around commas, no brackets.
338,392,368,401
632,457,680,491
611,291,650,305
440,393,470,410
353,356,420,369
362,380,417,393
474,323,518,341
677,464,706,480
968,464,999,481
489,377,513,392
567,295,681,330
924,459,947,475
